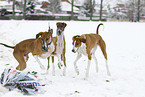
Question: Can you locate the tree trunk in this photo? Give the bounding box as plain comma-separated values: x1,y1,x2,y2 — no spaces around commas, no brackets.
12,0,15,18
71,0,74,20
100,0,103,21
90,0,92,20
23,0,26,19
138,0,140,22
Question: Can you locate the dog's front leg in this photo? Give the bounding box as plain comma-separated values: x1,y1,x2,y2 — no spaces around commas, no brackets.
52,56,55,76
57,55,63,69
74,54,82,75
33,55,45,70
84,59,91,80
61,54,66,76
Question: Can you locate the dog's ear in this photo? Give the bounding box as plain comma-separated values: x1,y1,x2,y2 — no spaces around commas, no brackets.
36,32,43,38
62,22,67,28
72,36,75,40
72,36,75,41
50,29,53,35
72,35,80,40
79,38,86,43
56,22,67,28
56,22,60,26
48,26,50,31
48,29,53,36
74,35,80,38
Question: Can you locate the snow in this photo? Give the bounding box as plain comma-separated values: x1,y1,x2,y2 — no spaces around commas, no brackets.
0,1,13,6
0,20,145,97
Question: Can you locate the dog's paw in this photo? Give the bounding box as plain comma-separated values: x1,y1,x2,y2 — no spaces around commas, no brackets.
76,71,79,75
52,72,55,76
75,69,79,75
107,72,111,76
83,77,88,80
62,72,66,76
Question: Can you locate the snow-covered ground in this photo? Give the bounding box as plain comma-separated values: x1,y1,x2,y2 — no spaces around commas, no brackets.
0,20,145,97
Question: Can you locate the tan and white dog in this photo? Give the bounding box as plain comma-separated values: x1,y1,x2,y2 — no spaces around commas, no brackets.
0,29,53,71
39,22,67,76
72,23,111,79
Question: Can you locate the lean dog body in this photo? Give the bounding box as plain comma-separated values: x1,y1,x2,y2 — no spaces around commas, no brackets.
0,29,53,71
48,22,67,76
72,23,111,79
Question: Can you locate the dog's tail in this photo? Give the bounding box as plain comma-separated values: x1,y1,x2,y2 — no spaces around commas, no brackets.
96,23,103,34
0,43,14,49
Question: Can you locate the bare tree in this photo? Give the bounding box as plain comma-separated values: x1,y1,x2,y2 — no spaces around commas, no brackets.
125,0,143,22
12,0,15,18
100,0,103,21
49,0,61,13
71,0,74,20
138,0,140,21
83,0,94,17
23,0,26,19
90,0,92,20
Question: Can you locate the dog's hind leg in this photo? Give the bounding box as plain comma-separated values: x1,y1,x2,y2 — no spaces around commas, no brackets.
98,38,111,76
98,38,107,60
106,60,111,76
92,45,98,73
16,65,20,70
13,51,26,71
92,54,98,73
24,51,29,62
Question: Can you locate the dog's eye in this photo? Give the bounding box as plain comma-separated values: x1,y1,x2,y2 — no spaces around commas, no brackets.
76,43,79,45
46,38,49,41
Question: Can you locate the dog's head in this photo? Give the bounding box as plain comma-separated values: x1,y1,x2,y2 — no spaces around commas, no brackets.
72,35,86,53
56,22,67,36
36,28,53,52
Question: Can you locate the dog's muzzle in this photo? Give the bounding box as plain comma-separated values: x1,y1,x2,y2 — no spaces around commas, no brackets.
72,49,76,53
57,29,62,36
41,41,48,52
72,48,78,53
42,45,48,52
41,37,52,52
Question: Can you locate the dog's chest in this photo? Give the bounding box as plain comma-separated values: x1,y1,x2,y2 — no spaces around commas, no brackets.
39,43,55,58
56,35,64,54
78,43,87,55
78,44,98,56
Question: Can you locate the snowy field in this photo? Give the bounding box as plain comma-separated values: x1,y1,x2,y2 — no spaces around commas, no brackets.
0,20,145,97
